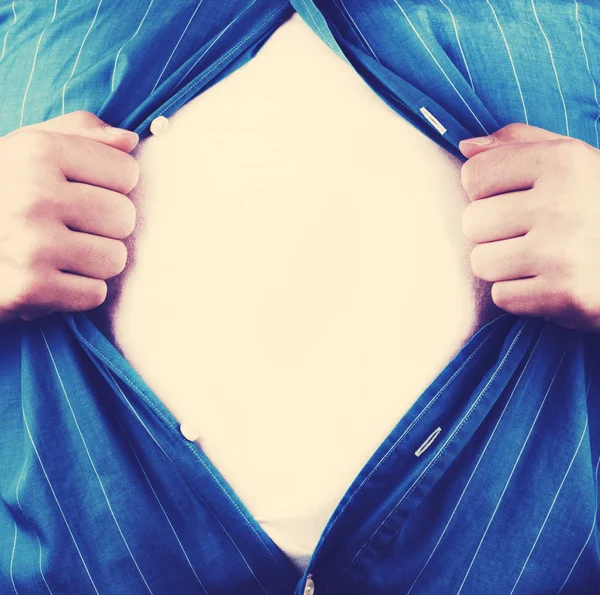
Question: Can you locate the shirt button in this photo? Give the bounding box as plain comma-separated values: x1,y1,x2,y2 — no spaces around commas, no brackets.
180,422,200,442
303,575,315,595
150,115,170,136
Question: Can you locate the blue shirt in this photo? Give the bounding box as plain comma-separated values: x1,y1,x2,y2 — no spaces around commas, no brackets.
1,1,599,593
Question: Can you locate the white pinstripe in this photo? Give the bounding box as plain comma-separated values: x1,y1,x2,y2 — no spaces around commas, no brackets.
40,329,155,594
340,321,528,578
97,363,271,595
336,0,380,63
10,522,18,594
574,0,600,149
531,0,569,136
392,0,489,135
22,403,100,595
406,327,546,595
556,454,600,594
151,2,293,125
20,0,58,128
320,323,500,550
509,415,590,594
175,0,257,90
110,0,154,93
0,1,17,63
439,0,473,92
114,414,209,594
486,0,528,125
455,337,574,594
151,0,206,95
61,0,103,116
16,458,53,594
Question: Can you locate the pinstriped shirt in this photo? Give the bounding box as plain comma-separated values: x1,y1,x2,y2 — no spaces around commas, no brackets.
1,1,600,594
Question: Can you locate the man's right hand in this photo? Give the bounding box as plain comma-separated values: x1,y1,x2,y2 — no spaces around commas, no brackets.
0,110,140,323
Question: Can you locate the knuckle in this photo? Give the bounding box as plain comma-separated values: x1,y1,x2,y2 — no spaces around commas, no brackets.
121,154,140,194
469,245,485,278
460,158,480,199
553,138,590,170
7,272,40,309
67,110,101,128
490,283,506,308
101,241,128,277
563,137,590,154
113,241,128,274
86,281,108,309
118,199,137,238
504,123,525,133
547,266,580,314
499,122,528,140
556,282,578,314
562,274,590,316
20,182,58,218
20,237,46,268
2,229,47,268
126,206,137,237
11,128,55,161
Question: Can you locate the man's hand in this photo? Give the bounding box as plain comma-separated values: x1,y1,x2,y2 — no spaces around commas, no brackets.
459,122,600,332
0,110,140,323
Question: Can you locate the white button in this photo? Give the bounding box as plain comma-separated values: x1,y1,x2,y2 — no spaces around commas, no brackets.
180,422,200,442
150,115,170,136
303,575,315,595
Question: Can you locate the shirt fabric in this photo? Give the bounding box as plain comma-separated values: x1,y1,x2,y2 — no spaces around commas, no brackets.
1,1,600,594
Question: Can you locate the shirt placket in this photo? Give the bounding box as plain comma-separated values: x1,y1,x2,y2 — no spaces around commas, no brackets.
294,314,540,594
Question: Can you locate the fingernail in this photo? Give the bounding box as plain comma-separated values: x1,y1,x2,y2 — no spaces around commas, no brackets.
461,135,495,146
104,125,138,140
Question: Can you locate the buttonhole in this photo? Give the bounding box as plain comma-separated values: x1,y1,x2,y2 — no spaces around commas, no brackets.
419,106,447,136
414,427,442,457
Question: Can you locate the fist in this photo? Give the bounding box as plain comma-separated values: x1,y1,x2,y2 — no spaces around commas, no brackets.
0,110,140,323
459,123,600,333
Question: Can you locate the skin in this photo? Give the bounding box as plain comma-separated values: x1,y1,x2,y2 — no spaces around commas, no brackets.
0,111,140,323
1,115,598,333
459,123,600,333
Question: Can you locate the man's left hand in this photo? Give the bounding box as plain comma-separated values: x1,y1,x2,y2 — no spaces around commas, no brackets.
459,122,600,333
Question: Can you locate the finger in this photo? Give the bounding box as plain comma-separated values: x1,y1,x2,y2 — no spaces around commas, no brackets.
461,141,554,201
59,181,136,239
461,189,535,243
55,230,128,280
20,129,139,195
15,110,139,154
469,235,539,282
491,276,573,318
47,272,107,312
55,131,139,194
1,270,107,313
459,122,566,159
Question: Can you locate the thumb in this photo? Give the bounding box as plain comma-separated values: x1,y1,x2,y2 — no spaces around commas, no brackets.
12,110,139,154
458,122,565,159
